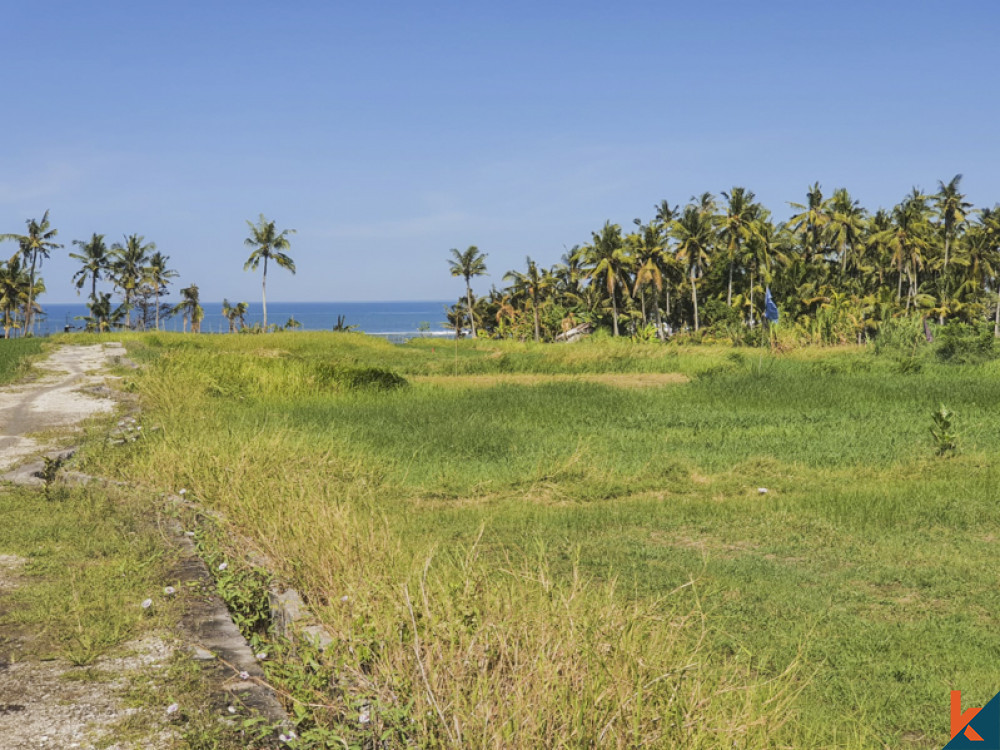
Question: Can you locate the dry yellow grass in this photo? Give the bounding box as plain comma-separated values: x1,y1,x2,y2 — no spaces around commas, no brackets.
412,372,690,389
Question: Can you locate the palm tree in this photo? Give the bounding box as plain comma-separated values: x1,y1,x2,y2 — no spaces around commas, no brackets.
70,233,110,302
671,205,715,331
788,183,831,265
503,256,550,342
1,210,62,335
632,221,667,338
244,215,296,331
111,234,155,330
720,187,759,306
578,221,627,336
144,251,178,330
175,284,204,333
447,245,487,338
222,299,249,332
935,174,971,272
826,188,867,279
0,257,31,338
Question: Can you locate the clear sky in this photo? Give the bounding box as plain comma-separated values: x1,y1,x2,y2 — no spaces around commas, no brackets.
3,0,999,303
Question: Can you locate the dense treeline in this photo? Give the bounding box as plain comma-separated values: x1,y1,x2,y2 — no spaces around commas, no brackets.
449,176,1000,345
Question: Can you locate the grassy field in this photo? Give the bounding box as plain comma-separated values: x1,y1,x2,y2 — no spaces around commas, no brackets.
0,338,43,384
68,331,1000,748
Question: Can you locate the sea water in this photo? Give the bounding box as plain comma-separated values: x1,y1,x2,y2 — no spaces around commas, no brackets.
25,301,454,340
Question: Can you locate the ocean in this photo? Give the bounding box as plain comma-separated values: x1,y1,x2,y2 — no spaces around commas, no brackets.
25,301,455,340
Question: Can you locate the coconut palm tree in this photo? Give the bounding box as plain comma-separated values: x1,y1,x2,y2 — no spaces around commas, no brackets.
826,188,867,280
632,221,667,338
578,221,627,336
671,205,715,331
110,234,155,329
447,245,487,338
244,215,296,331
175,284,204,333
788,183,831,265
720,187,760,306
70,234,110,302
1,211,62,335
0,257,31,338
144,251,177,330
503,256,551,342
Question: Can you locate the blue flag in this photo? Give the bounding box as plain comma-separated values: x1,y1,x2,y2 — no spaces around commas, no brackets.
764,288,779,323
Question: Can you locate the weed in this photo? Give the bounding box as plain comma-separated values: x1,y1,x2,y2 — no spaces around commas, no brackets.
930,404,958,456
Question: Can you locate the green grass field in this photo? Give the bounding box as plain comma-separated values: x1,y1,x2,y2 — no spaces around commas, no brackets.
0,338,43,384
71,331,1000,748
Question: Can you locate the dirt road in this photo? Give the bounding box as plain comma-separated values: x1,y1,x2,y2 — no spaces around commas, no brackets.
0,343,121,472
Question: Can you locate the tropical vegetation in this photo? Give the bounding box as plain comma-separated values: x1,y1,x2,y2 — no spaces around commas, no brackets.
449,176,1000,346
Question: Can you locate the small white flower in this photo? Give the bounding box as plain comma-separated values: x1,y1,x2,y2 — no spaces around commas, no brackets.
218,562,228,571
239,670,250,681
166,702,179,715
163,586,176,596
184,531,195,537
359,707,371,724
141,598,153,609
137,426,143,431
256,651,267,660
757,487,769,495
178,489,187,495
278,735,288,743
340,595,349,602
227,705,237,714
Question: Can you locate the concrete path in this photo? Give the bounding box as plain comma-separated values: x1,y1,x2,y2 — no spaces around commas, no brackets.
0,343,120,474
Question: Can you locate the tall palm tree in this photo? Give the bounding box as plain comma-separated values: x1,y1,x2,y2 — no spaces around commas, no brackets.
720,187,759,306
447,245,487,338
1,210,62,335
144,251,178,330
175,284,204,333
503,256,550,342
578,221,627,336
0,257,31,338
70,234,110,302
935,174,971,272
632,221,667,338
788,183,831,265
826,188,867,279
671,205,715,331
111,234,155,329
244,215,296,331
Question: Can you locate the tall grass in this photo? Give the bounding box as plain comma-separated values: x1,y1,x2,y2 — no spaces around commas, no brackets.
0,338,43,383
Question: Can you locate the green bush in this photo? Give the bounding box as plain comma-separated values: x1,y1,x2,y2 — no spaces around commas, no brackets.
934,321,996,364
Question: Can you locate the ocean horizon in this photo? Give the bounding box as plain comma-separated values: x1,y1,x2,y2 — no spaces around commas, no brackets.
22,300,455,339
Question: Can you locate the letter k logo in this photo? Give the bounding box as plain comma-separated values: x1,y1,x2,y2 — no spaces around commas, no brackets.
953,691,985,742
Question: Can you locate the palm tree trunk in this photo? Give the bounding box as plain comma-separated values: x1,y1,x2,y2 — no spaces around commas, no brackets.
262,256,269,330
654,299,664,341
727,262,733,307
640,288,647,325
749,271,755,326
532,294,540,342
466,283,476,338
611,290,619,337
897,267,903,302
26,251,37,335
995,293,1000,338
691,271,700,331
155,286,161,330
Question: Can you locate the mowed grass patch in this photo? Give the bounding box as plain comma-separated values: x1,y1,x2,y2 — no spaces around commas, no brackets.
78,332,1000,747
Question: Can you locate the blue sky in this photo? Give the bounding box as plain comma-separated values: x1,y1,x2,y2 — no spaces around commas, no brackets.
3,0,999,303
